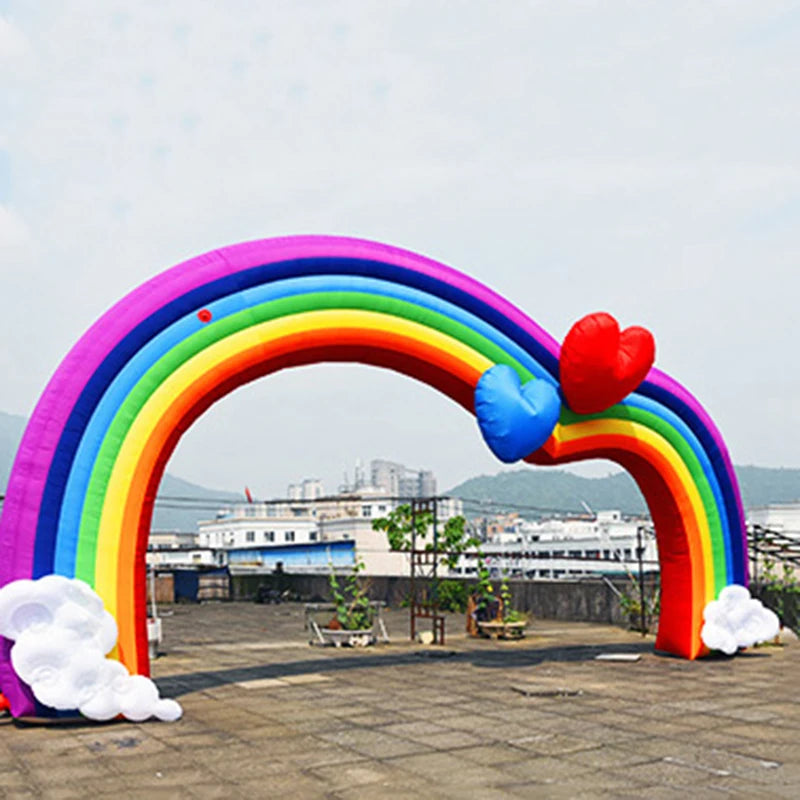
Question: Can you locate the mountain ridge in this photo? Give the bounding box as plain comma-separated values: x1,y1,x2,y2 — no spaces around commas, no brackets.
446,464,800,516
0,411,241,531
3,410,799,528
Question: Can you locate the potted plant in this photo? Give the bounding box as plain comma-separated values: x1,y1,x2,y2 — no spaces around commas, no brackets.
321,559,376,647
467,556,502,637
496,571,528,639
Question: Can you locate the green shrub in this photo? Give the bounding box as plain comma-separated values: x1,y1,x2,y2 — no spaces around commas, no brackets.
436,580,469,612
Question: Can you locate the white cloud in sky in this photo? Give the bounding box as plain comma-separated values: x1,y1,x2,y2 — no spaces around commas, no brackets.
2,1,800,495
0,205,30,250
0,14,29,63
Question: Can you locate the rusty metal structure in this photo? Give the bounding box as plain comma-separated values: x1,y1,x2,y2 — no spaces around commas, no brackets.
408,497,446,644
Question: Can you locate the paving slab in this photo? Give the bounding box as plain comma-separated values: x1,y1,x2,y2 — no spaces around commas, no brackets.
2,601,800,797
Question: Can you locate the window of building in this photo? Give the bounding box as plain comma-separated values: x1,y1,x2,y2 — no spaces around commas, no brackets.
586,549,600,559
603,549,611,559
245,531,255,543
361,505,371,517
623,548,632,560
553,550,564,558
285,531,295,542
309,531,318,541
377,505,386,513
264,531,275,543
568,550,582,559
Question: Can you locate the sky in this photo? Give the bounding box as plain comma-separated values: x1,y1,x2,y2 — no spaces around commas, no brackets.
1,1,799,498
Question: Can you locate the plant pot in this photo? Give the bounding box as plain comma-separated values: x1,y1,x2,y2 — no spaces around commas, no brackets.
476,621,527,640
319,628,375,648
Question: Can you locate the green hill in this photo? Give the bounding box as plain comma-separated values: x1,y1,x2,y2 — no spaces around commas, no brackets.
448,465,800,517
4,410,800,527
449,469,647,516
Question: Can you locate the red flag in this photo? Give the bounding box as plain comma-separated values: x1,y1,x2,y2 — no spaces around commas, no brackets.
244,487,253,503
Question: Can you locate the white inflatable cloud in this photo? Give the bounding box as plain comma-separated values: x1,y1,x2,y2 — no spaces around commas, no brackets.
701,584,780,656
0,575,181,722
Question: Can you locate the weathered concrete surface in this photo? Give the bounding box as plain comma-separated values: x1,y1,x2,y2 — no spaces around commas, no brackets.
2,602,799,798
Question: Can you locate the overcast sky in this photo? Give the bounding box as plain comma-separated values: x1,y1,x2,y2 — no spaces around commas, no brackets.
1,1,799,498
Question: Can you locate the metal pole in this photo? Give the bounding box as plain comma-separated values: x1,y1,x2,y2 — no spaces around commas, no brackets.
149,566,158,620
410,501,416,641
752,526,758,595
432,497,439,606
637,526,646,636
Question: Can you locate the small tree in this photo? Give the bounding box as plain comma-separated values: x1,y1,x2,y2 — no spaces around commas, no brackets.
371,504,479,569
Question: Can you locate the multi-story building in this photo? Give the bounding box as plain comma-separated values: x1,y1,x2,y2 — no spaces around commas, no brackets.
453,510,657,580
748,502,800,535
370,459,437,498
287,478,324,501
197,500,319,550
149,531,200,550
747,502,800,580
146,530,219,569
196,477,463,577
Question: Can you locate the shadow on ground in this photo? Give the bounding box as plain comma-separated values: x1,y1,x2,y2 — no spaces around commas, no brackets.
155,640,654,697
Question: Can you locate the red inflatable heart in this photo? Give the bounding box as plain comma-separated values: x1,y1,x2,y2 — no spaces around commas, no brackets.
560,312,655,414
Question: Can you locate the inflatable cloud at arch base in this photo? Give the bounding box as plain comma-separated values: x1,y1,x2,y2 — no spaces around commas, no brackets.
0,235,767,721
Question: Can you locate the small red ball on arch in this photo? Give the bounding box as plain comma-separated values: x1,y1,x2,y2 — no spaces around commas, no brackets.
197,309,213,323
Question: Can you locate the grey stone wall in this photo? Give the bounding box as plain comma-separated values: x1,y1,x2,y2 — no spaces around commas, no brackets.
230,572,659,628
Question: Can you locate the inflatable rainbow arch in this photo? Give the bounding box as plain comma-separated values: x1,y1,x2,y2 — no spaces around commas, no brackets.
0,236,746,717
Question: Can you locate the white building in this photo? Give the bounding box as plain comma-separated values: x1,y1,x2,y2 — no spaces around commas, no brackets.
454,510,657,580
747,502,800,581
338,458,437,497
146,530,221,569
287,478,325,501
149,531,199,550
748,502,800,536
196,482,464,576
147,547,219,569
197,500,319,550
369,458,437,498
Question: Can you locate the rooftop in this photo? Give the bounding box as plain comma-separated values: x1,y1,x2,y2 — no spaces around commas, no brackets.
2,603,799,798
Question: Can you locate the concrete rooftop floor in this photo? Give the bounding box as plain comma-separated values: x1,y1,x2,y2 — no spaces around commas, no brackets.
2,602,800,799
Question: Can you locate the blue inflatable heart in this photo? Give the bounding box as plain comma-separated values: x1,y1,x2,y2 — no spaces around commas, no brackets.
474,365,561,463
